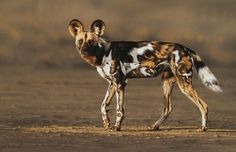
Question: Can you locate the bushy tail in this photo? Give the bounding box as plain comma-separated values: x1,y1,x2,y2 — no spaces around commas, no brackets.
191,52,223,93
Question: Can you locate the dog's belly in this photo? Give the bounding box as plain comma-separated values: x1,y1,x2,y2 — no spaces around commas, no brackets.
120,62,163,78
97,62,163,80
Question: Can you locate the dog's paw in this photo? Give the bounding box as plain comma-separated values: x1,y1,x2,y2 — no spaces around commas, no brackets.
109,125,121,131
147,125,160,131
197,126,207,132
103,123,110,130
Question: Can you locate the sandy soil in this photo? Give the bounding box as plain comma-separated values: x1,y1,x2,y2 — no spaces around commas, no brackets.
0,66,235,152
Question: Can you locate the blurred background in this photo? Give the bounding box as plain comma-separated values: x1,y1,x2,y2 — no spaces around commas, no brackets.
0,2,236,150
0,0,235,68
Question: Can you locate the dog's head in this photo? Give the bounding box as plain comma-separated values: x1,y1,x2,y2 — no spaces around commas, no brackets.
68,19,106,51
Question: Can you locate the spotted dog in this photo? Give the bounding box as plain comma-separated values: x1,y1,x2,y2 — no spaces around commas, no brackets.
68,19,222,132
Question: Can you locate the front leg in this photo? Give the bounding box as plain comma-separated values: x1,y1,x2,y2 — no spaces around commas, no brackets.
112,80,126,131
101,81,115,129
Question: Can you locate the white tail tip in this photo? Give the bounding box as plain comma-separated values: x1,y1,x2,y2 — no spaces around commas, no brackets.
198,66,223,93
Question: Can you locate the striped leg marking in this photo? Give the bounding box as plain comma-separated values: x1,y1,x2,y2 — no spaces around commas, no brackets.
111,81,126,131
101,81,115,129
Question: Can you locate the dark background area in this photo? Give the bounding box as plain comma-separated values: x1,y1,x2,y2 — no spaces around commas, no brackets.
0,0,235,68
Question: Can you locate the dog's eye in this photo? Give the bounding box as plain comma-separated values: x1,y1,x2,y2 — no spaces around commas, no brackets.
79,39,83,45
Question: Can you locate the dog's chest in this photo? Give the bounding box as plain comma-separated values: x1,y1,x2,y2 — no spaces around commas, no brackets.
97,64,112,79
96,51,114,80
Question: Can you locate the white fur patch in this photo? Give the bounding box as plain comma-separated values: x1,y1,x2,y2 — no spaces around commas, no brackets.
129,43,154,63
198,66,222,92
97,67,105,78
181,71,192,79
122,63,139,74
101,51,113,76
120,43,154,75
97,51,113,79
103,64,111,76
140,67,151,76
120,61,126,75
102,50,112,64
173,50,180,66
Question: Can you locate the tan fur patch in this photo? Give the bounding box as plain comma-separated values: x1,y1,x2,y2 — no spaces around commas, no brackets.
151,41,158,49
81,55,97,66
181,56,192,70
194,54,202,62
141,60,156,68
155,44,174,59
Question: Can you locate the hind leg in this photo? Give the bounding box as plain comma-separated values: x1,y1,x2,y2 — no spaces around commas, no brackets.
147,69,176,130
171,50,208,131
176,75,208,131
149,76,176,130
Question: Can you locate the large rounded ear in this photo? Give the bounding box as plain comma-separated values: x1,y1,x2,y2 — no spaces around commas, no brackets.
68,19,84,37
90,19,105,36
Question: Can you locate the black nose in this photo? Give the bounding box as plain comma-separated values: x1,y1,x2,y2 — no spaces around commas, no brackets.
87,40,94,46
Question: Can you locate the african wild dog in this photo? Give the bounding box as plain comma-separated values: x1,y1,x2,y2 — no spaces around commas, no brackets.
68,19,222,132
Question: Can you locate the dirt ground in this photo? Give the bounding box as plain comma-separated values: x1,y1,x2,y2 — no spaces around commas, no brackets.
0,65,235,152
